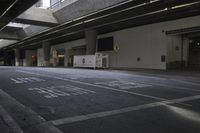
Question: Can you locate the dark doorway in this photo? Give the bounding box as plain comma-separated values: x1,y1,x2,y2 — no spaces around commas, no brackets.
68,55,74,67
4,50,15,66
32,55,37,66
189,39,200,68
57,48,65,66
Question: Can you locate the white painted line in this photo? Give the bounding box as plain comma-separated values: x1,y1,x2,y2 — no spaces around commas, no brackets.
11,77,46,84
10,78,23,84
132,74,168,81
50,95,200,126
0,89,63,133
28,85,96,99
48,78,199,106
95,80,152,90
171,79,200,86
16,70,166,101
0,105,24,133
108,70,168,80
56,76,167,101
113,70,200,87
16,70,196,107
113,79,200,93
148,82,200,92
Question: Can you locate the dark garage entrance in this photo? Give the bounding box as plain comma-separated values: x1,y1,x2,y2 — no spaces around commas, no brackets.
189,38,200,68
57,48,65,66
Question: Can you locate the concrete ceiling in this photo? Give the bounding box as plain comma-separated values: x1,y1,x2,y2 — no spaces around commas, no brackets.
0,0,39,30
4,0,200,50
0,0,40,50
13,6,59,27
0,39,17,49
1,0,200,51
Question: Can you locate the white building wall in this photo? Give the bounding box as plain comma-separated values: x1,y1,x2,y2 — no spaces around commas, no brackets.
37,15,200,70
98,24,167,69
98,15,200,69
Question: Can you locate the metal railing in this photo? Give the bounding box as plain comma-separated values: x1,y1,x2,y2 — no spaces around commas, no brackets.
49,0,65,9
35,0,65,9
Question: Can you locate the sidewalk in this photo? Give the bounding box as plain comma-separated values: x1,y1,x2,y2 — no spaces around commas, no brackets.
0,116,11,133
0,104,24,133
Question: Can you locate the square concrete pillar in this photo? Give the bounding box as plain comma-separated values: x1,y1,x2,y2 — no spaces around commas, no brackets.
85,29,97,55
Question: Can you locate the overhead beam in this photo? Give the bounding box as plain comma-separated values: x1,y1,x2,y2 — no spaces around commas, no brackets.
2,0,200,49
0,0,17,17
0,31,20,40
17,1,200,44
13,7,59,27
0,0,39,31
166,26,200,35
6,0,149,44
19,3,200,49
186,32,200,38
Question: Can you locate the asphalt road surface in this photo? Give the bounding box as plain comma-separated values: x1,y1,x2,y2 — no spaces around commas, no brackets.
0,66,200,133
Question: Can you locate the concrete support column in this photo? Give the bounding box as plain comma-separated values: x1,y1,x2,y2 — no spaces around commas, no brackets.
51,48,58,67
182,37,190,68
85,29,97,55
64,49,69,67
42,42,50,66
15,48,20,66
3,52,8,66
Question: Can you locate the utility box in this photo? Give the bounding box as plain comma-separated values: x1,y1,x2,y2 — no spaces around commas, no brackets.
95,53,109,68
73,53,109,68
74,55,96,68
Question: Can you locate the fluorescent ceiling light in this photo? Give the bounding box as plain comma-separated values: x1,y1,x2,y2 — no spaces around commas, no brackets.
7,22,29,28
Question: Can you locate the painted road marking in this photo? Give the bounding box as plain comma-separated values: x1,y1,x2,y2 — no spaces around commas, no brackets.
0,105,24,133
17,70,166,101
17,70,194,107
0,89,63,133
95,80,152,90
16,70,194,102
11,77,45,84
28,85,95,99
147,82,200,92
50,94,200,126
171,79,200,87
17,70,200,91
